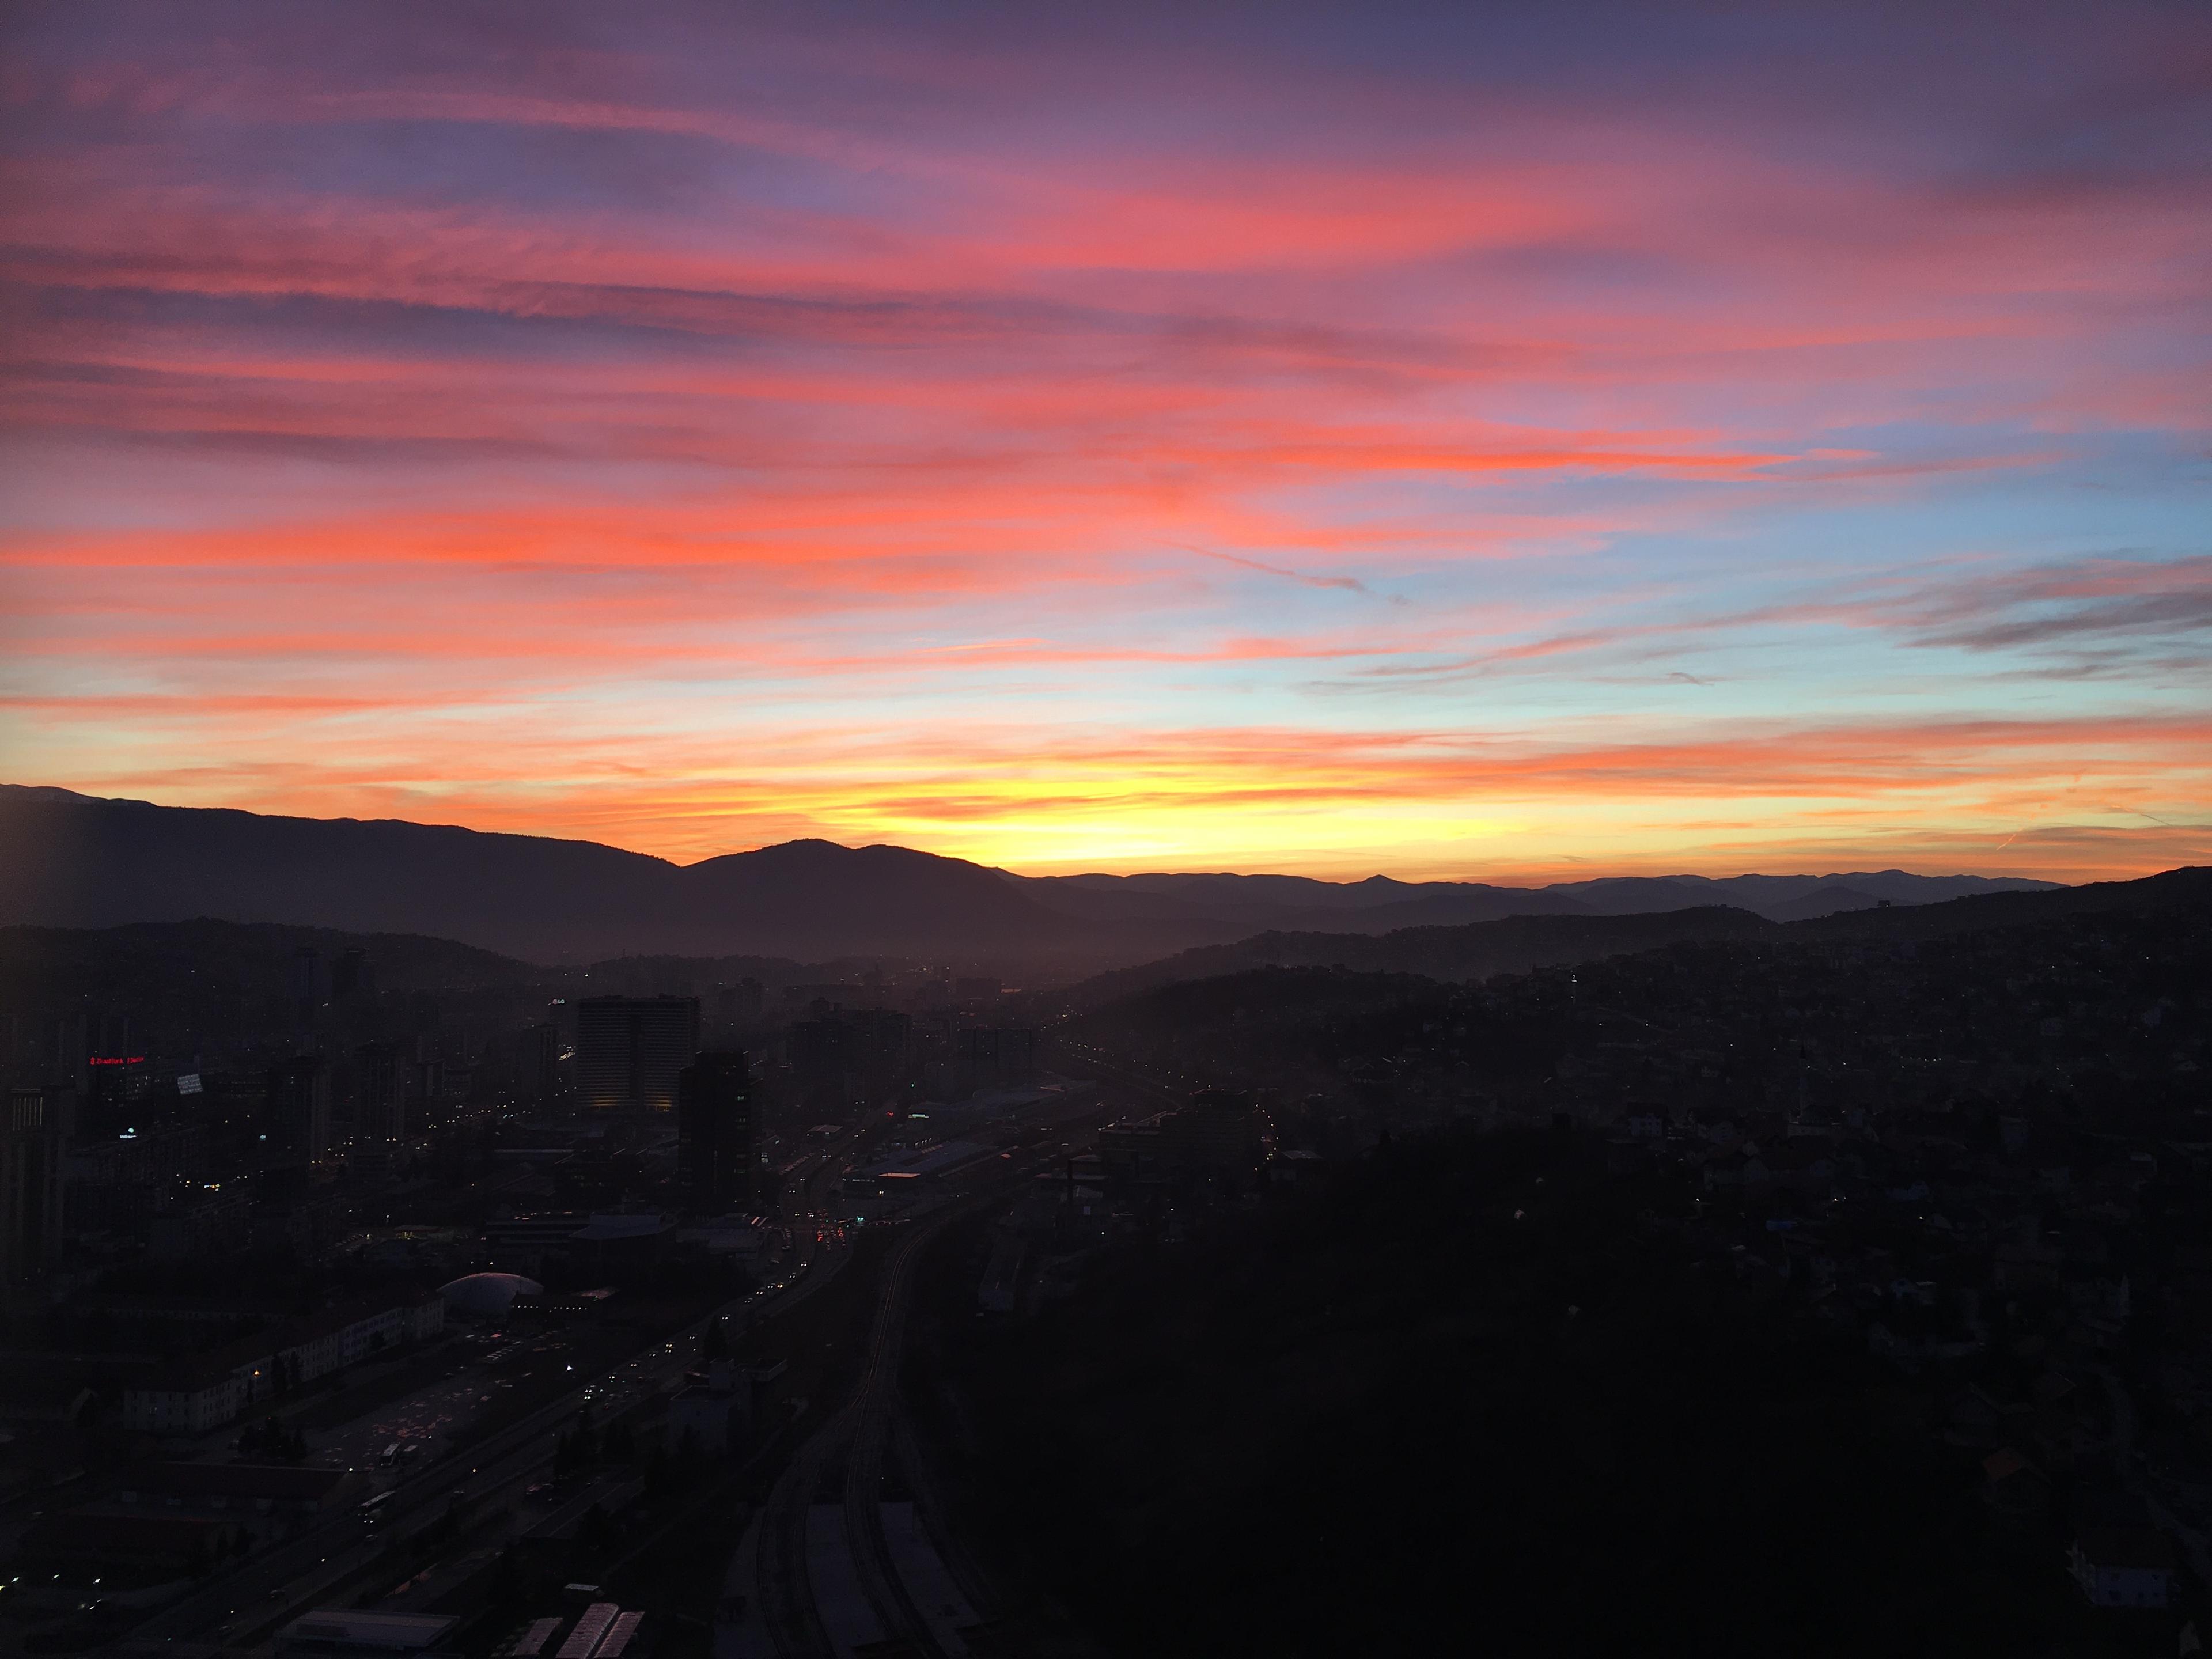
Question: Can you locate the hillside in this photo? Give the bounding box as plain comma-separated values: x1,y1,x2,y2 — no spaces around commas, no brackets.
1071,906,1781,1004
0,919,533,1015
1070,866,2212,1003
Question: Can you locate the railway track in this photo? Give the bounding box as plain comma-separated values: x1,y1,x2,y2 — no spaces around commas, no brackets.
749,1197,983,1657
842,1210,961,1655
745,1082,1135,1656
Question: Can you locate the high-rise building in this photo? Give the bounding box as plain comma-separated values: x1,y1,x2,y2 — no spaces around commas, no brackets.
82,1052,151,1141
956,1026,1036,1095
576,996,699,1114
332,947,376,999
677,1050,752,1218
1,1085,70,1286
1165,1086,1262,1175
522,1022,562,1106
47,1010,89,1094
293,946,322,1035
355,1041,404,1147
264,1056,331,1165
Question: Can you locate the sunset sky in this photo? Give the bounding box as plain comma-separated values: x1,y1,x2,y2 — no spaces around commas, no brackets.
3,1,2207,881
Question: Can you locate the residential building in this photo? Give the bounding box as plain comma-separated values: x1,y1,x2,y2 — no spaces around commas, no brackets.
267,1055,332,1165
1,1084,69,1286
576,996,699,1113
120,1296,444,1434
2070,1528,2175,1608
1165,1086,1262,1175
355,1041,404,1148
677,1050,752,1218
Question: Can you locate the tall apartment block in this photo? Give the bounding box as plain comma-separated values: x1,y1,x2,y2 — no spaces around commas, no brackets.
577,996,700,1114
1,1085,69,1286
677,1050,752,1217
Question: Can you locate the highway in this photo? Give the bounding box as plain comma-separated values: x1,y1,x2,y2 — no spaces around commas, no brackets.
119,1218,851,1649
120,1078,1132,1653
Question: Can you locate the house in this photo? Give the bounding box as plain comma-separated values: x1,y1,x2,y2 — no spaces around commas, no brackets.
1944,1385,2029,1450
1268,1149,1332,1188
1687,1112,1741,1146
1761,1146,1836,1191
1605,1138,1653,1175
2070,1528,2175,1608
1980,1448,2050,1527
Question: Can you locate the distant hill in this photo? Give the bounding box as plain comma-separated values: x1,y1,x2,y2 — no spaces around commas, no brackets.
0,919,533,1018
0,785,2065,969
1072,907,1782,1004
1016,866,2052,933
1070,866,2211,1002
1764,882,1884,923
1802,864,2212,941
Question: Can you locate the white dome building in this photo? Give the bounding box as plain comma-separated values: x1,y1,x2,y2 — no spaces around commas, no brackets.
437,1272,543,1317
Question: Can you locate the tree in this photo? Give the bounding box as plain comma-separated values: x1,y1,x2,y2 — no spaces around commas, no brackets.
702,1317,729,1360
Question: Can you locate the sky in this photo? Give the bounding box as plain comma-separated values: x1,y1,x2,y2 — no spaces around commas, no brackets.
2,1,2208,882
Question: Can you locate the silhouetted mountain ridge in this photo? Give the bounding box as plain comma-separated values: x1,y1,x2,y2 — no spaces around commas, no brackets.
0,786,2066,969
0,789,1066,963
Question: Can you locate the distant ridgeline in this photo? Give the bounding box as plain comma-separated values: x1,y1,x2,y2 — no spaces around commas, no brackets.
0,785,2060,970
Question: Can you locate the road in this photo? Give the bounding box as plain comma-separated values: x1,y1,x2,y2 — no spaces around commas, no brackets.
121,1215,853,1649
124,1081,1131,1652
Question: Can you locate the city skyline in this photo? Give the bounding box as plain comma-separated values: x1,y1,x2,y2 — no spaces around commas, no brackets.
4,2,2209,883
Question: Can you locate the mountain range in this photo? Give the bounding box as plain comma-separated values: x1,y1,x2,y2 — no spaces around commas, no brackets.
1068,865,2212,1003
0,785,2062,970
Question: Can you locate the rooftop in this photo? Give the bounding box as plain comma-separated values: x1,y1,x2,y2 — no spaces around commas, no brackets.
278,1609,460,1651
